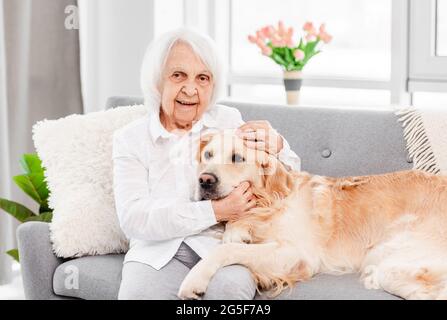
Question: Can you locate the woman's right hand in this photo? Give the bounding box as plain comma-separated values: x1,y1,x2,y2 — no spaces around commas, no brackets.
211,181,256,222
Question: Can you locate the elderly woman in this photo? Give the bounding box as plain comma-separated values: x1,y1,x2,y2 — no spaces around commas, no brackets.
113,28,301,300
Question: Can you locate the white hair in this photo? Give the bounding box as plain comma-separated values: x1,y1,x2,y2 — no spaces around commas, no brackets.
140,27,226,113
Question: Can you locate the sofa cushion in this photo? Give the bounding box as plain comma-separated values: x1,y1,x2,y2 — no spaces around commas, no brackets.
53,254,399,300
260,273,400,300
32,105,149,259
53,254,124,300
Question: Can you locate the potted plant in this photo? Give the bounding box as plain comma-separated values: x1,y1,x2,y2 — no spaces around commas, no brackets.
248,21,332,105
0,153,53,262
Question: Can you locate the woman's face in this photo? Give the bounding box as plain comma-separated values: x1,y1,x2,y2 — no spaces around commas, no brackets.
159,42,214,131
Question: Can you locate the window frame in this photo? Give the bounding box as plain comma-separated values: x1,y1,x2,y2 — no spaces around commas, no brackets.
409,0,447,92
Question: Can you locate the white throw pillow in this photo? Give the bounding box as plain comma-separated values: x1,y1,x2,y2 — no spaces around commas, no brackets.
32,105,148,258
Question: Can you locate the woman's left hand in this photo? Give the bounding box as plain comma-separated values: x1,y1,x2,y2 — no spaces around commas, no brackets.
236,120,283,155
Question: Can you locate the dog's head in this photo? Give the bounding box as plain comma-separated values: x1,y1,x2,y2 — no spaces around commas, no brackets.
196,131,294,203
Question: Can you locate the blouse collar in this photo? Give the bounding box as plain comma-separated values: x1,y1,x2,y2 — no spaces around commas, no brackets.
148,106,218,143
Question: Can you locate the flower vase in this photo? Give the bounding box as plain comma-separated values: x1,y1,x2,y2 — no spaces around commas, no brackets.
283,70,302,105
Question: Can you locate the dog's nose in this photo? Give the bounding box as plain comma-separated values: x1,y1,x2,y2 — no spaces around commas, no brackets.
199,173,218,189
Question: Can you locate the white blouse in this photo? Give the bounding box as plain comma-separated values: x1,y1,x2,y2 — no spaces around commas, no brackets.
112,104,301,270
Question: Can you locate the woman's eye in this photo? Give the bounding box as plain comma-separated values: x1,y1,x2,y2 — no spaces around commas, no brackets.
232,154,245,163
171,72,185,81
198,75,210,82
204,151,213,160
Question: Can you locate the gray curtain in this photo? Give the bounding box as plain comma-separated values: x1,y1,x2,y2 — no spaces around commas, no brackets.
0,0,83,284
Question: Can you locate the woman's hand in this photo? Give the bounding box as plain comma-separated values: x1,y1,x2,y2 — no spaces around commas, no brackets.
211,181,256,222
236,120,284,155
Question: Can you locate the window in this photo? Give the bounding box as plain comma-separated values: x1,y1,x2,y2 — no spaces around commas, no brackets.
409,0,447,88
436,0,447,56
229,85,391,108
230,0,391,80
154,0,211,38
157,0,447,107
219,0,395,106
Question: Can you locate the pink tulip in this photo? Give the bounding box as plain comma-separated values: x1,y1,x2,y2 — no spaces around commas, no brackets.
284,27,294,47
294,49,305,60
303,21,317,40
319,23,326,33
256,30,265,41
256,39,266,49
248,35,257,43
319,32,332,43
261,25,276,39
271,39,285,47
262,46,273,56
286,27,294,38
255,38,266,49
271,33,285,47
308,27,317,35
306,34,317,42
260,26,274,39
248,21,332,64
303,21,314,32
260,26,270,39
278,20,286,36
286,39,295,48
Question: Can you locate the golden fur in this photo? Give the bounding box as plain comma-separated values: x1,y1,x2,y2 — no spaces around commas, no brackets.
178,132,447,300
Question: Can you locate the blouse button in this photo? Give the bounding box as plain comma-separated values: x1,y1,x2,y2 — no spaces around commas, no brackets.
406,155,413,163
321,149,332,158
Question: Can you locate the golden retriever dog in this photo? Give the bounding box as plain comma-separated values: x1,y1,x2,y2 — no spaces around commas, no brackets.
177,131,447,300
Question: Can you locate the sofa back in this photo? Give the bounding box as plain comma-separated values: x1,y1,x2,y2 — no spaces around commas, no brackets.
106,96,412,177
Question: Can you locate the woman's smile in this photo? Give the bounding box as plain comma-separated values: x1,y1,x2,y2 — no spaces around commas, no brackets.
175,99,199,109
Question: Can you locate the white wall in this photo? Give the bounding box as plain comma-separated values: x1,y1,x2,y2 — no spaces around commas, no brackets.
79,0,155,113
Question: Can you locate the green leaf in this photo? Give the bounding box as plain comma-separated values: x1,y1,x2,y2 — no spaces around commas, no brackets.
271,52,287,67
6,249,19,262
0,198,35,222
34,174,50,203
39,203,52,214
24,211,53,223
298,38,304,50
303,50,321,65
304,39,320,56
20,154,44,175
292,62,303,71
284,48,293,64
13,173,49,205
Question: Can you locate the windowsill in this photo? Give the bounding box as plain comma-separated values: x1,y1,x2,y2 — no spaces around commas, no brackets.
224,86,393,109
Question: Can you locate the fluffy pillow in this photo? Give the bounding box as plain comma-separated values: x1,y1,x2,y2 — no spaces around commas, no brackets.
32,105,148,258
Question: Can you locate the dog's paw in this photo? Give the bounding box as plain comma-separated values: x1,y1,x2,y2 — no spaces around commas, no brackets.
361,265,381,290
222,228,252,244
177,268,211,300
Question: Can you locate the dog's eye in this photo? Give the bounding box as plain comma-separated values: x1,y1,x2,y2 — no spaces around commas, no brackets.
204,150,213,160
232,153,245,163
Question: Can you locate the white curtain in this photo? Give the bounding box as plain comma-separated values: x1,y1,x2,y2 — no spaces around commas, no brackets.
0,0,83,284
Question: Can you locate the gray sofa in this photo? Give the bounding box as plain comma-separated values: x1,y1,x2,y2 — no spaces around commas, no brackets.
17,96,412,300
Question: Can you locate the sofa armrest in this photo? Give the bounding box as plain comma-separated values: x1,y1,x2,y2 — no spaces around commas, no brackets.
16,222,66,299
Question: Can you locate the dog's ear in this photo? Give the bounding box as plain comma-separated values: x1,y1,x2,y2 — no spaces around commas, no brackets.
196,133,214,162
259,154,294,199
